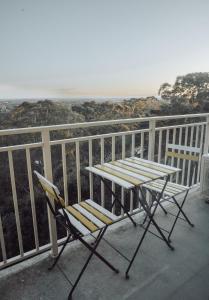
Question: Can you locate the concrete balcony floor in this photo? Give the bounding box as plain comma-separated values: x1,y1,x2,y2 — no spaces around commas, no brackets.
0,189,209,300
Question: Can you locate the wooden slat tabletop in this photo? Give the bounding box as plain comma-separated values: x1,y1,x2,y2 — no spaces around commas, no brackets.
86,157,181,190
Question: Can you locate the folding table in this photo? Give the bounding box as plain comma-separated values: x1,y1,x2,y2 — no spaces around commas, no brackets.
86,156,181,278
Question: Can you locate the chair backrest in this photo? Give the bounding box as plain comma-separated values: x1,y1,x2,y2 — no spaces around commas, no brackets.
165,143,202,186
165,143,201,162
34,171,65,208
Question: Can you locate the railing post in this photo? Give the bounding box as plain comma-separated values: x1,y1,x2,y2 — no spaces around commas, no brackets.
148,120,156,161
41,129,58,257
203,116,209,154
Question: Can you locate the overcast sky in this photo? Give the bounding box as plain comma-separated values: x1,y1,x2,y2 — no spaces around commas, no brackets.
0,0,209,99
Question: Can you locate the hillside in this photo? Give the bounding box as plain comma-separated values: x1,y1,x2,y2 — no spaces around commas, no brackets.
0,97,160,130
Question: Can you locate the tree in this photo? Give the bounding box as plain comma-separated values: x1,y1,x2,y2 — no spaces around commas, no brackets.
159,72,209,104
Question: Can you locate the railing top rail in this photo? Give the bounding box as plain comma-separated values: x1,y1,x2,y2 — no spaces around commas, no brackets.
0,113,209,136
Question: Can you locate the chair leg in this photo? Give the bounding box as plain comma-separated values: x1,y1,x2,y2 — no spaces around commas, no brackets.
48,234,72,271
142,189,167,225
79,229,119,274
68,227,118,300
168,191,194,241
125,183,173,279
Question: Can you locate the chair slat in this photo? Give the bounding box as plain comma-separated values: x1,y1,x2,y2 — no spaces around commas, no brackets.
59,209,91,236
167,143,201,153
166,151,199,161
86,199,119,221
86,166,134,189
73,204,105,228
80,202,113,224
66,206,98,232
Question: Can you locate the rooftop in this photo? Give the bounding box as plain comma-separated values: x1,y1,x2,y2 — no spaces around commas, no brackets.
1,189,209,300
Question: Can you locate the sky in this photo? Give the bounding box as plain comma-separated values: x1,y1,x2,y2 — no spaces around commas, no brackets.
0,0,209,100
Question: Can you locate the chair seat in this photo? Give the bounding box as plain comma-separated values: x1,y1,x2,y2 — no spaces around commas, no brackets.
143,179,190,198
59,199,119,236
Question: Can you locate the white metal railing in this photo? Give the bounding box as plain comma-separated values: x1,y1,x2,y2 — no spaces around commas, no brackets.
0,113,209,269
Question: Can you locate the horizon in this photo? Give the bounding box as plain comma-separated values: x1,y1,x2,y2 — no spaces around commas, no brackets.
1,0,209,99
0,95,159,102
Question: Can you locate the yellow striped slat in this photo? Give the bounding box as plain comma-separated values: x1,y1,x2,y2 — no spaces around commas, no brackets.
95,165,142,186
66,206,98,232
111,161,158,179
80,202,113,225
166,151,199,161
129,158,175,174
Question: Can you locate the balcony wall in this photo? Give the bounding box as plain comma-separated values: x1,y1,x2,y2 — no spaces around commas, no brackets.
0,113,209,269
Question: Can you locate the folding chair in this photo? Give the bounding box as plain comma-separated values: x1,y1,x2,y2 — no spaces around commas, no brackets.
142,143,202,241
34,171,119,300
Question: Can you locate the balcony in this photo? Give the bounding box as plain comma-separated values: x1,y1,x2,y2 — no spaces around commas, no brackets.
0,189,209,299
0,113,209,299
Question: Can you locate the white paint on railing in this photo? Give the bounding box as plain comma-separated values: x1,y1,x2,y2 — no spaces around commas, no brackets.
8,150,24,257
130,133,135,213
100,137,105,207
121,135,126,215
197,124,204,181
170,127,176,182
181,126,189,185
204,116,209,154
1,113,209,137
41,129,58,257
158,130,162,163
148,120,155,161
193,125,200,186
26,148,39,251
88,139,93,200
111,136,116,214
141,132,144,159
187,126,194,186
176,127,183,183
165,129,170,164
76,141,81,203
61,144,69,205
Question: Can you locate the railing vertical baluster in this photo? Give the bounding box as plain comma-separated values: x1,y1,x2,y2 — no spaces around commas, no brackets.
42,129,58,257
158,130,162,163
148,120,156,161
170,128,176,181
148,120,156,205
8,150,24,257
130,133,135,213
141,132,144,158
100,137,105,207
203,116,209,154
76,141,81,203
61,144,69,205
121,135,126,215
187,126,194,186
111,136,116,213
131,133,135,156
88,139,93,200
26,148,39,251
197,124,204,182
181,126,189,185
193,126,199,185
176,127,183,183
165,129,170,163
0,215,7,264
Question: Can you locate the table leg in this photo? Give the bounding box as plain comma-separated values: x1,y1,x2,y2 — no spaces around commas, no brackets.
125,177,174,279
99,176,137,227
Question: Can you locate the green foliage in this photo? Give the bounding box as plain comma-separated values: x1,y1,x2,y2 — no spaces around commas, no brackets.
159,72,209,114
